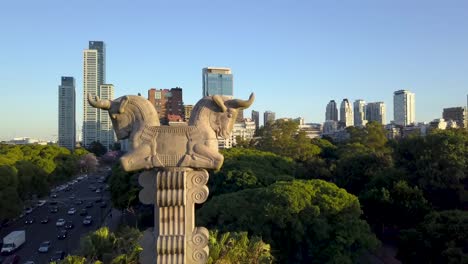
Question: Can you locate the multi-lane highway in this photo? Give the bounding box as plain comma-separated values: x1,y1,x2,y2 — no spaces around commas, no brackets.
0,171,112,263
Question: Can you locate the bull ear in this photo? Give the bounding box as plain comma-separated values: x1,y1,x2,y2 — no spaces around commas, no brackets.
213,95,227,112
119,96,129,114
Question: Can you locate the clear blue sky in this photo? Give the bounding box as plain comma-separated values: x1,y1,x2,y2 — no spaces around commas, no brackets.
1,0,467,141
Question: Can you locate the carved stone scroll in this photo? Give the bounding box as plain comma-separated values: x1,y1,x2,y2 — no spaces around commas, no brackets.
139,168,209,263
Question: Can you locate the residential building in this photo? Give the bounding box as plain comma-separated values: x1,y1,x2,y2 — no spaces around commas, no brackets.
99,84,115,149
264,111,276,126
148,87,184,124
251,110,260,130
58,77,76,151
442,107,467,128
325,100,338,121
83,41,112,149
202,67,233,97
394,90,415,126
340,99,353,127
353,99,367,126
323,120,338,134
366,102,386,125
232,118,256,145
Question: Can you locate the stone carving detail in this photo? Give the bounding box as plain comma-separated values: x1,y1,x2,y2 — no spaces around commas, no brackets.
88,93,255,171
88,92,255,264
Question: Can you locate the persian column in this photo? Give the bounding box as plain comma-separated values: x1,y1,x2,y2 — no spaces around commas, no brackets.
139,168,210,263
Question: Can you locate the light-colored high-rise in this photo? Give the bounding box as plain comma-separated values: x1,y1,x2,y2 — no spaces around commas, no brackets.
83,41,115,149
340,99,353,127
353,99,367,126
58,77,76,151
202,67,233,97
394,90,415,126
99,84,115,149
366,102,386,125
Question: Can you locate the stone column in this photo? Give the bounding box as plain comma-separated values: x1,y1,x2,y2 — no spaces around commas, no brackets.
139,168,210,264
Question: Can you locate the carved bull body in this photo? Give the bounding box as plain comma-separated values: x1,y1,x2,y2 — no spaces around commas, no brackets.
87,93,254,172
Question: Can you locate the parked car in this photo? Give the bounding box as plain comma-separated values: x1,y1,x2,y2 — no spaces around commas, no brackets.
64,221,74,229
38,241,51,253
57,230,67,240
56,219,66,227
49,251,66,261
83,216,93,226
40,217,49,224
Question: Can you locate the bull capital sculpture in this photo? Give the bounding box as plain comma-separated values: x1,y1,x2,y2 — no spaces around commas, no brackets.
88,92,255,264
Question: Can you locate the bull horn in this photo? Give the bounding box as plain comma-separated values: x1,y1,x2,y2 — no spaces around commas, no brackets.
87,93,111,110
213,95,227,112
230,93,255,109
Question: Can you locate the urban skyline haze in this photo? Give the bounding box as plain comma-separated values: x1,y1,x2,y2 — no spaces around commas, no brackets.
1,0,468,140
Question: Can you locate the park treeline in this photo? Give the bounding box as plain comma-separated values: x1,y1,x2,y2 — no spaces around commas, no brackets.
107,121,468,263
0,144,92,219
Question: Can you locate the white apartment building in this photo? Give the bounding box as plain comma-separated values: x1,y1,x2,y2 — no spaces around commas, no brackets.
394,90,415,126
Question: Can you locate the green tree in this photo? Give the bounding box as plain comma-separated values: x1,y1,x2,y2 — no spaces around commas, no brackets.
109,164,140,210
87,141,108,157
198,179,379,263
208,230,273,264
398,210,468,263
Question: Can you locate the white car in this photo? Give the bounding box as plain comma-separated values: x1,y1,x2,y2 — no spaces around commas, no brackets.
56,218,66,227
67,208,76,215
37,200,47,207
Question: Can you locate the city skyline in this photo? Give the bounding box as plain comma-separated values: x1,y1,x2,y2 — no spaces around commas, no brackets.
1,1,468,140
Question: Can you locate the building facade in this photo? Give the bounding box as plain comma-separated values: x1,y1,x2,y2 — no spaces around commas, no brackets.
99,84,115,149
251,110,260,130
83,41,114,149
340,99,353,127
325,100,338,121
394,90,415,126
264,111,276,126
202,67,233,97
366,102,386,125
184,105,194,122
58,77,76,151
353,99,367,126
442,107,467,128
148,87,184,124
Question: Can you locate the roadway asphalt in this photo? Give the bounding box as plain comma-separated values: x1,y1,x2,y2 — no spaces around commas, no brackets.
0,171,112,263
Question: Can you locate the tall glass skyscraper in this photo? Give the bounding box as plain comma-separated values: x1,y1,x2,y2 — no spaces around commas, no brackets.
325,100,338,121
58,77,76,151
202,67,233,97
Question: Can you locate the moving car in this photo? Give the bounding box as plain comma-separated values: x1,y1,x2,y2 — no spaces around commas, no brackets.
36,200,47,207
83,216,93,226
80,209,88,216
85,202,93,208
41,216,49,224
49,251,66,261
100,202,107,208
38,241,51,253
1,254,20,264
57,230,67,240
64,221,74,229
24,208,32,214
67,208,76,215
75,199,83,205
49,206,58,213
24,218,34,225
56,219,66,227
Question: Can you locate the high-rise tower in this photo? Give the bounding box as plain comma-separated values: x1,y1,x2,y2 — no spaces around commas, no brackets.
264,111,276,126
353,99,366,126
251,110,260,130
394,90,415,126
202,67,233,97
58,77,76,151
325,100,338,121
83,41,114,149
340,99,353,127
366,102,386,125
